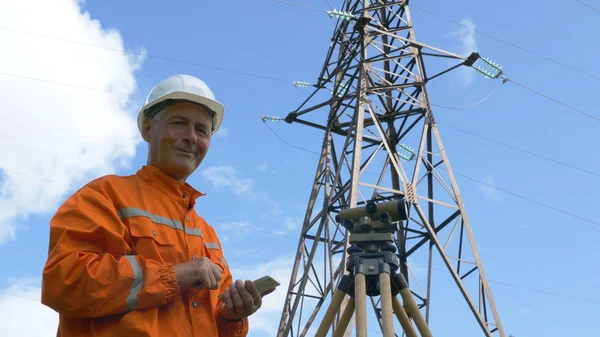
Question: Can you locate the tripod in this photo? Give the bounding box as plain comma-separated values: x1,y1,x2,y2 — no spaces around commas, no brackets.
314,200,434,337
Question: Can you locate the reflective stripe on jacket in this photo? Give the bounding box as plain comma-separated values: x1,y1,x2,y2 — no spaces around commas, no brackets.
41,165,248,337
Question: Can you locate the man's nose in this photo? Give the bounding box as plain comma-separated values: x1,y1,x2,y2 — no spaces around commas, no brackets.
182,125,197,144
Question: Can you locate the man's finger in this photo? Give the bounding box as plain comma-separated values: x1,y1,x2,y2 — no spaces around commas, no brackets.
245,280,262,309
211,263,223,283
206,270,217,290
237,280,255,314
230,282,244,314
223,290,234,313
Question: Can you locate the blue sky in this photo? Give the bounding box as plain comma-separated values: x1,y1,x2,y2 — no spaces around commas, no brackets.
0,0,598,336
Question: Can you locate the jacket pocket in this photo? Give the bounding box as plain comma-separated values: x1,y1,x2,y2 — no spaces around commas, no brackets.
128,219,182,263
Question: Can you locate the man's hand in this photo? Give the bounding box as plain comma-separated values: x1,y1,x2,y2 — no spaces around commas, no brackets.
174,257,222,291
219,279,273,321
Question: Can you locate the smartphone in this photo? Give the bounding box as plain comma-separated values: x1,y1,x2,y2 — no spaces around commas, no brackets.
254,276,280,294
218,276,280,301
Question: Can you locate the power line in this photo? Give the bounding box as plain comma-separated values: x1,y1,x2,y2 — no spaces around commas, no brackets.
504,76,600,122
0,290,284,314
450,170,600,228
0,175,598,310
203,216,298,239
268,0,600,123
0,26,291,84
0,166,77,187
290,77,598,181
488,280,600,305
438,123,600,178
0,168,296,240
0,71,132,96
272,0,325,12
0,4,597,326
575,0,600,13
0,11,598,228
270,0,600,81
261,119,320,155
410,5,600,81
431,81,505,110
407,263,600,306
5,103,597,230
2,270,598,308
2,74,599,228
3,17,599,124
260,121,600,229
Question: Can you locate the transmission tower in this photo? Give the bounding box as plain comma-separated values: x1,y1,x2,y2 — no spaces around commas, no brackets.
276,1,506,337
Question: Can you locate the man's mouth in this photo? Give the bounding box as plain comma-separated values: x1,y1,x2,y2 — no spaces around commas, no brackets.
176,149,195,155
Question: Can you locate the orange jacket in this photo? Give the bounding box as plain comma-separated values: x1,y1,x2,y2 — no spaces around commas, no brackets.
41,165,248,337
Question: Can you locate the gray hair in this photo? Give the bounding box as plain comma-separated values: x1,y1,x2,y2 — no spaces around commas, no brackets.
145,99,215,132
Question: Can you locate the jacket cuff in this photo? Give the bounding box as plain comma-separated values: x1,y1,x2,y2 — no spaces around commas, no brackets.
217,314,249,336
160,264,180,303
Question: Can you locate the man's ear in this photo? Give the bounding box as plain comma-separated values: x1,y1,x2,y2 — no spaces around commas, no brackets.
141,117,152,142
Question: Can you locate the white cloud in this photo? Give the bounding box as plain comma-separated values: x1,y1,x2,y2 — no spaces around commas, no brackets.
256,163,268,172
201,166,256,197
451,18,478,87
230,255,344,337
406,258,429,280
0,261,293,337
230,256,295,337
201,165,282,217
284,216,301,231
0,0,144,244
520,307,533,315
457,18,478,56
478,175,503,202
220,221,253,239
0,278,58,337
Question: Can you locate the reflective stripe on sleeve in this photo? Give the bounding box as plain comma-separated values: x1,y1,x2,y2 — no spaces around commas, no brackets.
205,242,220,250
124,255,143,311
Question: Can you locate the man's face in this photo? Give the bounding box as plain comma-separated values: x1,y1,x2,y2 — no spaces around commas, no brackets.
142,102,212,183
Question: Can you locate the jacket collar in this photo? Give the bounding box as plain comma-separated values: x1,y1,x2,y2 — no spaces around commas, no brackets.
136,164,205,209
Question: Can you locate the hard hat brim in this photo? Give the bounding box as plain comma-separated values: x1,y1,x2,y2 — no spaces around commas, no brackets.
137,91,224,135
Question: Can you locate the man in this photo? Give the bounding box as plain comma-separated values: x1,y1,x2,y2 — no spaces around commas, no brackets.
41,74,266,336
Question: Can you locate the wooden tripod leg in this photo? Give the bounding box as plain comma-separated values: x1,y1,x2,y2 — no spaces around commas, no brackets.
379,273,395,337
391,272,434,337
332,298,355,337
354,273,368,337
391,296,418,337
399,287,433,337
314,287,348,337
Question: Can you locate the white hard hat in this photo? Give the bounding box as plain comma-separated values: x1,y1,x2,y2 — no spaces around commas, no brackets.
137,74,224,135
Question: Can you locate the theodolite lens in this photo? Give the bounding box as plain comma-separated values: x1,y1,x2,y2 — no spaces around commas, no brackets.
366,201,377,213
379,212,389,222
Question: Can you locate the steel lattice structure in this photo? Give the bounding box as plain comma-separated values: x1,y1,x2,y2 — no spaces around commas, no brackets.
276,1,505,337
